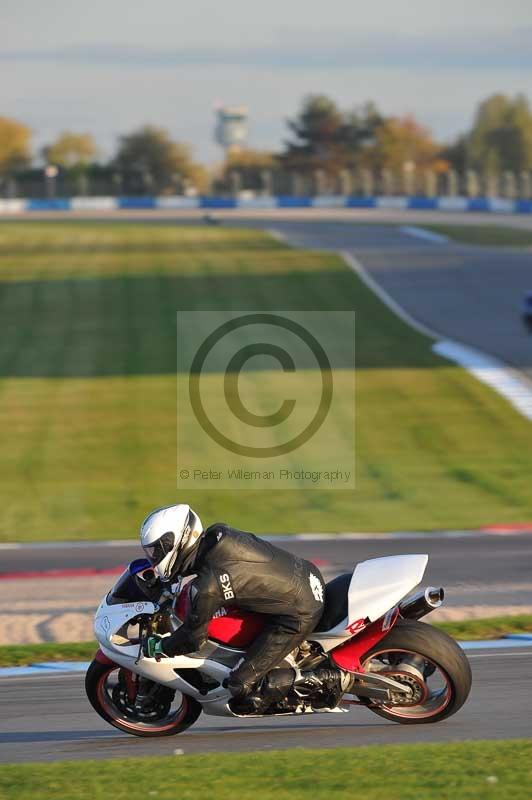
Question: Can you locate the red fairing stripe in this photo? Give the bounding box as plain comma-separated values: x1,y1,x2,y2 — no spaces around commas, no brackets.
207,610,266,648
94,649,116,666
330,607,400,671
175,580,266,648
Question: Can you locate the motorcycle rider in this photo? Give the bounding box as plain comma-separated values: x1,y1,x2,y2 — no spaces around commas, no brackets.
139,503,325,708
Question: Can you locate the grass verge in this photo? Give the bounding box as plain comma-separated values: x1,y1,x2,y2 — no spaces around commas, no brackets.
2,222,532,540
435,614,532,641
424,223,532,247
0,741,531,799
2,614,531,667
0,641,96,667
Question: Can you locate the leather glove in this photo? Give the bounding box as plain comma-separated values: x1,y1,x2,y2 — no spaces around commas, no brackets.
142,634,167,660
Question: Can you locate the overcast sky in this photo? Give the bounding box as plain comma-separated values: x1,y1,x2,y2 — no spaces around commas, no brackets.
1,0,531,163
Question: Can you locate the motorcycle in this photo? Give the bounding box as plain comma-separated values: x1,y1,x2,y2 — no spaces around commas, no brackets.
85,552,472,737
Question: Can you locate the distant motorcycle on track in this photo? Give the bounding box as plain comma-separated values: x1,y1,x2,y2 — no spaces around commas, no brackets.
85,553,472,737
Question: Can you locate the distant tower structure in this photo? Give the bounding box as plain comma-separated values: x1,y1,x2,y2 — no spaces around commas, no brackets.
214,105,248,154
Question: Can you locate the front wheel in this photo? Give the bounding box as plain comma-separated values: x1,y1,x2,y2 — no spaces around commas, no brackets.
85,659,202,738
357,619,472,724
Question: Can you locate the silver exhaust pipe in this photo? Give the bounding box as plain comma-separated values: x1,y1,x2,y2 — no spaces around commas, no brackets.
399,586,444,620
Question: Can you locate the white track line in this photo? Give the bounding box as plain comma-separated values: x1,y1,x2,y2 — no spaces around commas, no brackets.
0,539,139,549
1,529,531,549
265,228,292,246
341,250,440,340
400,226,449,244
341,250,532,423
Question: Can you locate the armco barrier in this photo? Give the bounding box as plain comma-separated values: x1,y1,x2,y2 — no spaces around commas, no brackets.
26,198,71,211
118,197,156,209
199,197,237,209
155,196,202,209
408,197,439,210
277,196,313,208
71,197,116,211
467,198,491,212
2,195,532,214
346,197,377,208
0,199,26,213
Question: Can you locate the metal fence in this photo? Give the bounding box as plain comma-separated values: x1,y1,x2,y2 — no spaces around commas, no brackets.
223,168,532,200
2,168,532,200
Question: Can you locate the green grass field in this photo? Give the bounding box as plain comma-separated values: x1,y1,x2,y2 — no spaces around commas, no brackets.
0,741,530,800
1,614,531,667
1,221,532,541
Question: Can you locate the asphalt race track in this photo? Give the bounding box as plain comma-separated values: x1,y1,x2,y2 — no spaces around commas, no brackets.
0,646,530,762
238,219,532,381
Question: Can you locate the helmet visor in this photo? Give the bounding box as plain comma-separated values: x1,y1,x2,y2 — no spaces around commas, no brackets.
142,530,175,567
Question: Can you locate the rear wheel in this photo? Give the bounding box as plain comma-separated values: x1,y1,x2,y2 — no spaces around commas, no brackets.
357,619,472,724
85,659,202,738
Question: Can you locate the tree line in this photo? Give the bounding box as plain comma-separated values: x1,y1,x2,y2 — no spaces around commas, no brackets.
1,91,531,197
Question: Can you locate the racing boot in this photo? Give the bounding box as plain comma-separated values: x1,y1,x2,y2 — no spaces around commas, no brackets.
223,675,264,714
295,667,354,708
224,667,296,714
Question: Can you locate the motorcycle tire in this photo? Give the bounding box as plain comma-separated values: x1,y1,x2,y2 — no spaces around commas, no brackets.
85,658,202,738
358,618,472,724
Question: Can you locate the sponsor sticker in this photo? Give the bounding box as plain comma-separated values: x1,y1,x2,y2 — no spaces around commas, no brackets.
219,573,235,601
309,573,324,603
346,618,366,635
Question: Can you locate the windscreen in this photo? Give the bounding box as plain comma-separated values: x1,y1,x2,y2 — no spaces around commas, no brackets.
106,568,148,605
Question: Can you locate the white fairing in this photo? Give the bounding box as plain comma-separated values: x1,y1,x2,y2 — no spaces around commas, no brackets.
93,595,241,717
314,554,429,648
348,554,428,623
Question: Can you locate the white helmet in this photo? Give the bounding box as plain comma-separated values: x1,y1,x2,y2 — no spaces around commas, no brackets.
140,504,204,581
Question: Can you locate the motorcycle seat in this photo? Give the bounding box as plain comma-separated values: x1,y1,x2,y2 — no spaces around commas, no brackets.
313,572,351,632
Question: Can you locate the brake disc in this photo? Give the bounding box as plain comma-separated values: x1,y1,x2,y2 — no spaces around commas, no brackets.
112,679,174,720
382,662,428,706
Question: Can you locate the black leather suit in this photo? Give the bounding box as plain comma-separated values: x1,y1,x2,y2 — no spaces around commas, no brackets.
161,524,325,686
